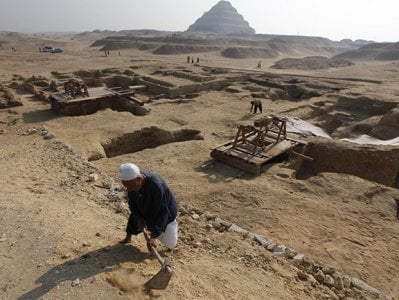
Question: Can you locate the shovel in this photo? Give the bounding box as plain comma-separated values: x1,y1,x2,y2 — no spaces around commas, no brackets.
143,231,173,290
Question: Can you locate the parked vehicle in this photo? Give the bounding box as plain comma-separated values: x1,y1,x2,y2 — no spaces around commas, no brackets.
40,45,63,53
41,45,54,52
51,48,63,53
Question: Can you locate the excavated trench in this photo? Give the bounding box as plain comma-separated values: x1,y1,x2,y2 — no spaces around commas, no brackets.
302,96,399,139
279,95,399,188
296,138,399,188
212,78,399,187
101,126,203,158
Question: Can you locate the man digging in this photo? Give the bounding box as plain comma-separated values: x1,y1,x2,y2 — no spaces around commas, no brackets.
118,163,178,250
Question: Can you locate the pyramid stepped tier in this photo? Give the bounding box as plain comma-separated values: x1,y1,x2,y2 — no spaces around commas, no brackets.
187,1,255,35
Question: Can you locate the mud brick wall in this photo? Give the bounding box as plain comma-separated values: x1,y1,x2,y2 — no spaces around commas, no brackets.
297,137,399,187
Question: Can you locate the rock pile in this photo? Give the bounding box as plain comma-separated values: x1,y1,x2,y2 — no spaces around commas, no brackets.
0,84,22,109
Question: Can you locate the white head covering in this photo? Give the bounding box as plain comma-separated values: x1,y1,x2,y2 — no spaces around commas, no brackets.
118,163,140,181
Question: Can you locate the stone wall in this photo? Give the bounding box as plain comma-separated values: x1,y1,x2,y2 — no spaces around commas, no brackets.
51,95,147,116
170,71,215,82
138,74,249,98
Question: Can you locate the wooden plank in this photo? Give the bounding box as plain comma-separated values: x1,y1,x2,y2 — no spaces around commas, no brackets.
227,149,254,159
290,150,313,161
233,143,258,153
127,96,144,106
212,139,297,166
264,140,296,157
211,150,260,174
128,85,147,91
214,140,295,162
216,147,269,165
286,136,307,145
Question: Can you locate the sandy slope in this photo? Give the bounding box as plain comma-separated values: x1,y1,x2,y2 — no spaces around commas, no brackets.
0,33,399,299
0,121,338,300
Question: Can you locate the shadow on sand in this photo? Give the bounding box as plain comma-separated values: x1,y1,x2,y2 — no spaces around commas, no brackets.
194,159,258,183
18,243,150,300
22,109,61,123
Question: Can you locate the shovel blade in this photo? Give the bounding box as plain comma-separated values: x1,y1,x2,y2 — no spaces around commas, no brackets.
144,259,173,290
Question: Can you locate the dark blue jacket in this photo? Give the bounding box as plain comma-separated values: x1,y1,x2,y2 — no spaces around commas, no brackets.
126,172,178,238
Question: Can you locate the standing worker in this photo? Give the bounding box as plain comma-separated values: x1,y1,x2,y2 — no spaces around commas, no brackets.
118,163,178,250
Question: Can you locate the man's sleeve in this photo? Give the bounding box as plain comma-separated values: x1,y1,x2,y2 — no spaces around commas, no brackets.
126,198,142,235
150,202,169,238
147,182,169,238
126,213,143,235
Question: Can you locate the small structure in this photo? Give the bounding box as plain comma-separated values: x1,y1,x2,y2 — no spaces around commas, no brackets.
211,116,309,174
49,83,148,116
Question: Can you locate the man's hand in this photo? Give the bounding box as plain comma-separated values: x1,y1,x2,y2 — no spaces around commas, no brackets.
119,233,132,244
146,237,157,252
138,218,146,231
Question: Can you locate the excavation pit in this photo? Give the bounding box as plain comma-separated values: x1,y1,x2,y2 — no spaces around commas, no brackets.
50,85,148,116
101,126,203,159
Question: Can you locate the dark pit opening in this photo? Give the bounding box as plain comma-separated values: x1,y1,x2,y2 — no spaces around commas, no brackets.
101,126,203,158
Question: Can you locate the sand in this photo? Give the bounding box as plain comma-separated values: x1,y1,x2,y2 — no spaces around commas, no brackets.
0,31,398,300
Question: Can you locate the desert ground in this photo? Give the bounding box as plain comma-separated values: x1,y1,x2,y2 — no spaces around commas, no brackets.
0,32,398,300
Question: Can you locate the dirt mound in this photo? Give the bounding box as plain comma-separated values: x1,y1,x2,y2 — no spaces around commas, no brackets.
0,84,22,109
221,46,278,59
334,42,399,61
99,42,161,52
263,36,363,57
271,56,354,70
90,32,366,59
138,43,159,51
72,30,116,41
100,42,139,51
153,44,220,55
371,108,399,139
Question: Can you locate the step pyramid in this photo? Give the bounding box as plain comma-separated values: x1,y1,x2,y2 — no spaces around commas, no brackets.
187,1,255,35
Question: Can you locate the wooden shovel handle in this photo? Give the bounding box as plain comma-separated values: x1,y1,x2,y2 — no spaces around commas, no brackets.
143,231,165,266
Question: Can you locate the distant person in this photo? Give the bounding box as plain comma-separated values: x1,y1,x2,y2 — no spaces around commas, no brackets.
118,163,178,250
197,57,200,63
250,98,263,114
257,61,262,68
187,55,190,63
191,57,194,64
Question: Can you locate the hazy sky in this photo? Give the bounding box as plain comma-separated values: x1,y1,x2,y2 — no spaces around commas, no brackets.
0,0,398,42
